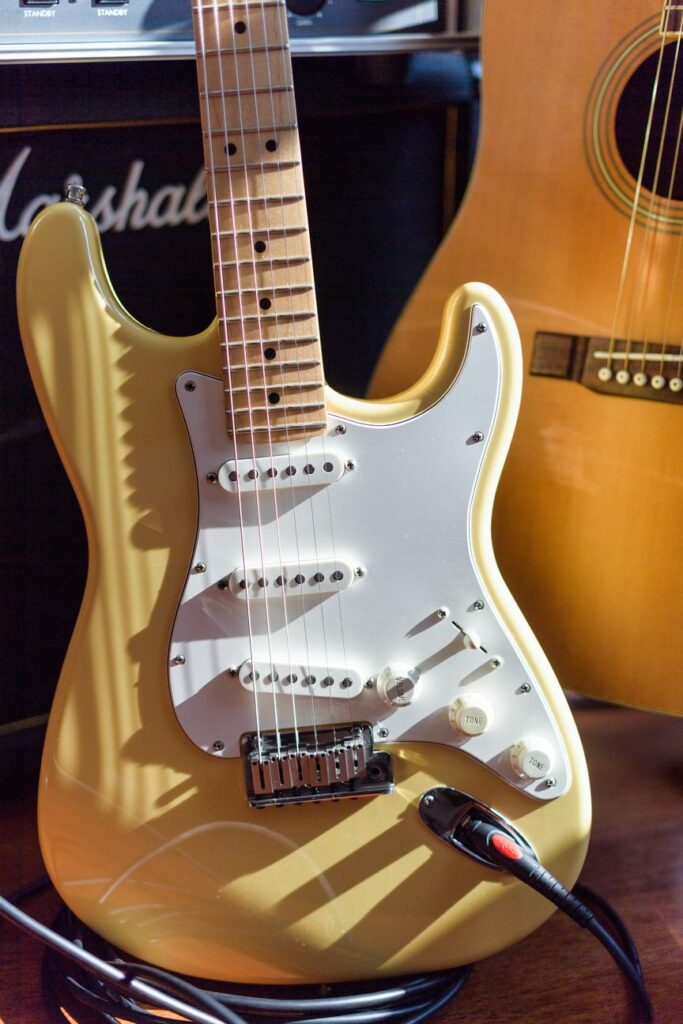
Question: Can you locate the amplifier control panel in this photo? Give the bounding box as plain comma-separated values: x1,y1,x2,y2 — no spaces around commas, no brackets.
1,0,479,61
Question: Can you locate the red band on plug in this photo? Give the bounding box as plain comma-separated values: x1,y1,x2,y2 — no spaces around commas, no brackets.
491,832,524,861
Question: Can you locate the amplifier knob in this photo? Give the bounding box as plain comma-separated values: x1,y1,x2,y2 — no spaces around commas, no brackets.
510,737,555,779
287,0,327,15
449,694,493,735
376,664,421,707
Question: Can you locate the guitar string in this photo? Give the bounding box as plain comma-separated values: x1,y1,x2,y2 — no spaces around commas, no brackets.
626,8,682,380
245,0,325,752
234,0,305,755
194,1,263,748
653,28,683,381
208,0,282,757
217,0,288,757
606,1,670,371
263,0,351,746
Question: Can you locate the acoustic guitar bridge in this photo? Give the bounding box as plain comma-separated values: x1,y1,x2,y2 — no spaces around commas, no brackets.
242,724,393,807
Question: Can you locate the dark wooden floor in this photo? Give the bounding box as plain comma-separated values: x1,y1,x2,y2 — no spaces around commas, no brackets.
1,704,682,1024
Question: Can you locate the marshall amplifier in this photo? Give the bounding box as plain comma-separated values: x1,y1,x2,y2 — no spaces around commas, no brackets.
0,0,479,61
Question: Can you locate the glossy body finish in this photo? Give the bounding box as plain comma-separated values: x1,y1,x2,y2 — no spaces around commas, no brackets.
19,202,590,983
371,0,683,716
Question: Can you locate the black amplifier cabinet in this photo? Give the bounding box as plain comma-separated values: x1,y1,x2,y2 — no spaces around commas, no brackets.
0,0,479,61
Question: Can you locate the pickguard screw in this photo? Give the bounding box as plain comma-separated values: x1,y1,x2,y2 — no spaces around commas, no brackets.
473,600,485,611
184,380,197,392
345,459,356,471
226,666,237,676
355,566,367,579
471,431,484,443
519,682,531,693
206,471,218,483
545,777,557,789
335,424,347,435
377,727,389,738
422,793,434,806
192,562,206,574
437,607,449,620
365,679,375,689
212,740,225,752
474,322,488,334
172,655,185,665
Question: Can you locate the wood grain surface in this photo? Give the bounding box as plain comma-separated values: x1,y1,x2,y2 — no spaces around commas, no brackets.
1,704,681,1024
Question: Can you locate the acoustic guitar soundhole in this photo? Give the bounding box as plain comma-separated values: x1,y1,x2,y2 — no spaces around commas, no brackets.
615,42,683,202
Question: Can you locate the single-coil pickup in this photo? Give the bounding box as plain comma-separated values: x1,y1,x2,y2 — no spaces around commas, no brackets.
238,661,363,697
218,452,345,492
225,559,355,598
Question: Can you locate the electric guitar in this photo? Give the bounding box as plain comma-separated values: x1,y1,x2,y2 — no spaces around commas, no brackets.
371,0,683,716
18,0,589,984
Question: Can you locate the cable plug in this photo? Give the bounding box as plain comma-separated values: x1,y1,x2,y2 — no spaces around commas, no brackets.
456,815,594,928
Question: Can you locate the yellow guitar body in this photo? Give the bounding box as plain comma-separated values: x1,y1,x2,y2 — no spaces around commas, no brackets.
371,0,683,715
19,202,590,984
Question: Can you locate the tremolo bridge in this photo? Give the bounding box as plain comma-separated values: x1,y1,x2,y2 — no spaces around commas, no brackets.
242,724,394,807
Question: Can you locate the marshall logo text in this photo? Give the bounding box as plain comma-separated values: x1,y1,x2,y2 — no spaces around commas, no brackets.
0,147,208,243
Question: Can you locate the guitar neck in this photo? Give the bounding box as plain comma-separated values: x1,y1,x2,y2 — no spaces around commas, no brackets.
192,0,326,444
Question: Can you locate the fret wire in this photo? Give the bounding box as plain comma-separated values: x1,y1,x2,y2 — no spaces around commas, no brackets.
200,44,290,56
225,362,319,374
199,86,294,97
216,285,314,296
210,195,304,205
235,422,328,435
210,226,307,238
202,124,298,136
228,382,325,395
223,336,320,349
214,257,311,268
231,402,326,415
212,160,300,172
220,312,316,324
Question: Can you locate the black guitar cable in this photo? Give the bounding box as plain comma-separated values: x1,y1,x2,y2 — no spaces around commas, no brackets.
454,815,653,1023
2,845,653,1024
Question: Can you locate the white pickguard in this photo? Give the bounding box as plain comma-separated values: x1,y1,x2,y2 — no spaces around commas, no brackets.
169,307,571,800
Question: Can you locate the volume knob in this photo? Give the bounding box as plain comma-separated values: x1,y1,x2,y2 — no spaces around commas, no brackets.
376,664,421,707
510,737,555,779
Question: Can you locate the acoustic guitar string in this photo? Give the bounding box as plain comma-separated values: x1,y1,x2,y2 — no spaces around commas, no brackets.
236,0,304,754
606,0,670,370
625,8,682,379
193,0,262,747
655,28,683,380
217,0,286,755
259,0,347,748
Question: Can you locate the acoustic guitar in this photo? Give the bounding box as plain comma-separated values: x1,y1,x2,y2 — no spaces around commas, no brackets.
17,0,589,983
371,0,683,716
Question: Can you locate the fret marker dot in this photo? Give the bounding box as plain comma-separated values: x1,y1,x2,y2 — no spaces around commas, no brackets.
268,392,281,405
254,240,267,253
266,139,278,152
260,297,272,310
226,142,237,156
264,347,276,360
234,21,247,34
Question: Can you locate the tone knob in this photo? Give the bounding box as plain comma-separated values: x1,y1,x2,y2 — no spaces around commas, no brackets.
510,737,555,779
376,664,421,707
287,0,326,15
449,694,493,736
